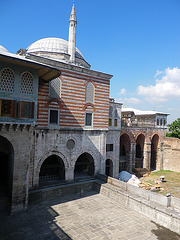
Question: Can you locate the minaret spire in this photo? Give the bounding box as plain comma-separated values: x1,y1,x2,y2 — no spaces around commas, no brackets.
68,1,77,63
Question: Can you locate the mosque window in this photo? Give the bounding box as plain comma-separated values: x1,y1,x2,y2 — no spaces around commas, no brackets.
0,68,15,92
106,144,113,152
85,112,92,126
20,71,33,95
114,119,118,126
163,119,166,125
85,82,94,103
0,99,16,118
157,119,159,125
18,101,34,119
49,109,59,125
49,77,61,99
160,119,162,125
109,118,112,126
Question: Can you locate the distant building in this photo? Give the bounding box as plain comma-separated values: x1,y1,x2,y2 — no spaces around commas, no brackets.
120,107,169,172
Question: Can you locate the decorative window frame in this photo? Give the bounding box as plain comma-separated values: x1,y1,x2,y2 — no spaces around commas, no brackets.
48,108,60,128
20,71,34,95
18,101,35,119
0,98,17,118
85,81,95,103
84,112,93,128
0,68,15,93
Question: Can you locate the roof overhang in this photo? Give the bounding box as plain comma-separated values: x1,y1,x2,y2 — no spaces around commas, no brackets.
0,52,61,81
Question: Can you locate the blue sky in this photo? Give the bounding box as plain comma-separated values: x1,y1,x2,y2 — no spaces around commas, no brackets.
1,0,180,123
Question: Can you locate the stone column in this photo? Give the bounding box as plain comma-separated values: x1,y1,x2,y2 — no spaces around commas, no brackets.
99,132,107,175
65,167,74,181
157,142,164,170
129,142,136,172
144,142,151,169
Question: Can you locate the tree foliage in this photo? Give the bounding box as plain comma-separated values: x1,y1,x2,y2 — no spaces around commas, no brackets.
166,118,180,139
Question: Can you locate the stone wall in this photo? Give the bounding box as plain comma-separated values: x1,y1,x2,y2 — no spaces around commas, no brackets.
30,129,107,188
0,126,34,213
163,137,180,172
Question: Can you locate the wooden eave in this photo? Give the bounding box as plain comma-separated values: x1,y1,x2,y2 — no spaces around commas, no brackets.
0,53,61,81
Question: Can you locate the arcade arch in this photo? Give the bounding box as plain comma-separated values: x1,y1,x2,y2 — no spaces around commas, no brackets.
135,134,145,168
39,155,65,186
0,136,14,213
120,133,131,172
74,152,94,179
151,134,159,170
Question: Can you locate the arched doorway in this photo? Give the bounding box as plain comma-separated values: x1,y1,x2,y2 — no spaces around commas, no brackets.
0,136,14,214
135,134,145,168
105,159,113,177
151,134,159,170
74,153,94,179
120,134,130,172
39,155,65,186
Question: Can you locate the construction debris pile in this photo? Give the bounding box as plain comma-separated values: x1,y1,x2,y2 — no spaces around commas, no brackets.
119,171,165,192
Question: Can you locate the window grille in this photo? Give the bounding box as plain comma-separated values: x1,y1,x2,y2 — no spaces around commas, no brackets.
20,71,33,95
85,82,94,103
49,78,61,99
18,101,34,119
0,68,15,92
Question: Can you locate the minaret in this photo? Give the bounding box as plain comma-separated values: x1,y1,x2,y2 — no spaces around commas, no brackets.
68,1,77,63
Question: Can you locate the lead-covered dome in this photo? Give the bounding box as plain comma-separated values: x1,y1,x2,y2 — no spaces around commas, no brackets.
0,45,9,53
26,37,90,68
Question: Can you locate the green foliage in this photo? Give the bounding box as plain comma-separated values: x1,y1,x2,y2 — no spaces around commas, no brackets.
167,118,180,139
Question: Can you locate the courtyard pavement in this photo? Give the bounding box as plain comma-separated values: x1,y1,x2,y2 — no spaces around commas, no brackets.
0,191,180,240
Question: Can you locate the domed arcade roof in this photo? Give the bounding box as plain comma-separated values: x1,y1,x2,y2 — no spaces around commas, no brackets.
26,37,85,61
0,45,9,53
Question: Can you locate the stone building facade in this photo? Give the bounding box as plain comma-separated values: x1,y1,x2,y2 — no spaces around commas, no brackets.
0,3,171,215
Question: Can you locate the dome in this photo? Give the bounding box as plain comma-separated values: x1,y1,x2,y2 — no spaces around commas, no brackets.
0,45,9,53
27,37,85,61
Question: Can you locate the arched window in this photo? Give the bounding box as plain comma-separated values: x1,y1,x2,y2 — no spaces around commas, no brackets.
157,119,159,125
160,119,162,125
20,71,33,95
85,82,94,103
49,77,61,99
0,68,15,92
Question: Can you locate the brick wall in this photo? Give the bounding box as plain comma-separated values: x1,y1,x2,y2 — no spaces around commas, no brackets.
37,69,110,129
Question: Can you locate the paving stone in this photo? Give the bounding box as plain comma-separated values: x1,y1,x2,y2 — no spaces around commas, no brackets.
0,192,179,240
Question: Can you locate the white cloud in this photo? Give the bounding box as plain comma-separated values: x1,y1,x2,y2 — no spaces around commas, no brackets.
119,88,127,95
138,67,180,103
116,97,141,105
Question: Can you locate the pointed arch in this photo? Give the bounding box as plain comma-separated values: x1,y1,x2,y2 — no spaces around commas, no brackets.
151,134,160,170
85,82,94,103
135,134,145,168
120,133,131,172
